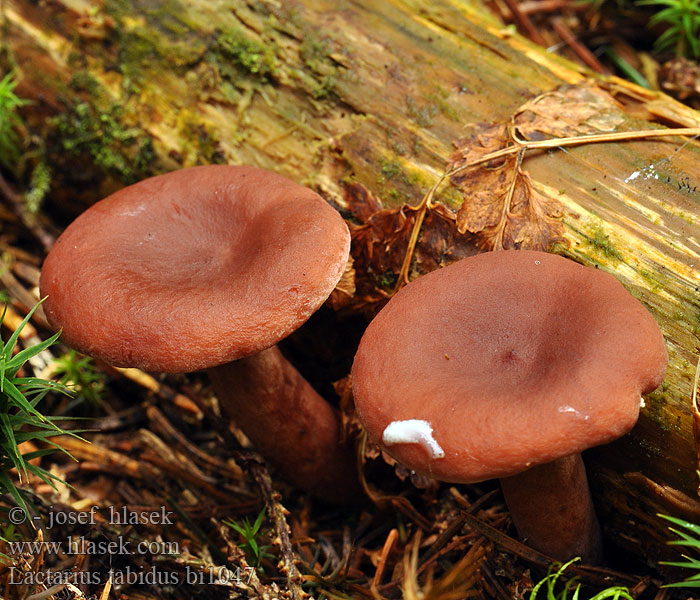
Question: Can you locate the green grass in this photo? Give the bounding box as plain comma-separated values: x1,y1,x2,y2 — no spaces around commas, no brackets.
0,300,78,516
51,349,105,407
580,0,700,59
530,559,633,599
224,508,273,571
659,513,700,587
0,71,28,172
637,0,700,58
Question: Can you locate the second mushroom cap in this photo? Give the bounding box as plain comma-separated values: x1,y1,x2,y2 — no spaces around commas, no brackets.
351,250,668,483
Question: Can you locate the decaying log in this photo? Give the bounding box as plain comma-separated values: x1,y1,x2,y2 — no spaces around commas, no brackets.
3,0,700,566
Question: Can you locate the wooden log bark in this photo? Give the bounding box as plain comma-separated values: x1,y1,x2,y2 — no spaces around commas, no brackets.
4,0,700,567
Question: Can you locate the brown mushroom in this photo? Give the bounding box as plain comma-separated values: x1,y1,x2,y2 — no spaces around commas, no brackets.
351,250,667,561
40,165,359,502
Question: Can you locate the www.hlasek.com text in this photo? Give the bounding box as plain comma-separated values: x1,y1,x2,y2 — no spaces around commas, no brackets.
8,536,182,557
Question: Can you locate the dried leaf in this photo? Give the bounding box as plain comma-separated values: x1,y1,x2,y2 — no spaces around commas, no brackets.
445,83,628,251
513,84,625,140
348,188,416,299
344,182,476,306
448,147,567,251
449,123,509,167
414,203,478,272
507,167,566,249
347,180,384,222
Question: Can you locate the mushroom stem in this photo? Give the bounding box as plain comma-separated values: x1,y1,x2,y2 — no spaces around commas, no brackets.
208,346,361,503
499,454,602,563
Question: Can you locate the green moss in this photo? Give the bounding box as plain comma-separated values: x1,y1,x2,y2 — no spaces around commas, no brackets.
436,185,464,210
143,0,196,35
51,101,155,183
405,96,438,127
25,161,52,214
643,389,674,432
375,272,398,290
586,224,623,261
391,142,408,156
388,188,402,201
120,28,159,65
426,87,459,121
103,0,206,85
69,71,102,96
380,158,402,180
309,73,336,99
405,168,430,188
298,35,337,99
216,27,276,78
178,120,228,165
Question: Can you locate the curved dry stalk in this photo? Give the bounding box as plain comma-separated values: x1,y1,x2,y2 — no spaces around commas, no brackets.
392,173,448,292
491,148,525,251
391,125,700,295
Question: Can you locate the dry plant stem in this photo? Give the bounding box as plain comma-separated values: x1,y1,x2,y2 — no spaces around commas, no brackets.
500,0,547,46
0,171,55,253
249,460,304,600
499,453,602,563
392,126,700,294
208,345,361,503
392,173,445,291
551,18,608,74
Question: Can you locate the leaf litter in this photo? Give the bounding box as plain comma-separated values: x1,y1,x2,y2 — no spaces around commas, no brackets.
346,82,700,311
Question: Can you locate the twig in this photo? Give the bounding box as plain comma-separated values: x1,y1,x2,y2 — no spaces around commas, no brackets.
480,562,515,600
391,173,447,292
48,436,160,480
98,572,112,600
0,170,55,253
138,447,241,504
146,405,243,480
372,528,398,589
109,366,203,419
418,513,468,567
501,0,547,46
250,462,306,600
460,511,641,588
551,18,608,74
519,0,587,14
0,261,49,328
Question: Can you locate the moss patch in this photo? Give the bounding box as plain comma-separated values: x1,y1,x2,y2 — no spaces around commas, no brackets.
216,27,277,79
586,223,623,261
51,101,155,183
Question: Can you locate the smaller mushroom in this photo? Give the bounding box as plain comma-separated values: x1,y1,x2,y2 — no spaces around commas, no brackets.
351,250,668,561
40,165,360,502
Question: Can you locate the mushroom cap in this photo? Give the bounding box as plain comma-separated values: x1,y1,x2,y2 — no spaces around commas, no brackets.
40,165,350,373
351,250,668,483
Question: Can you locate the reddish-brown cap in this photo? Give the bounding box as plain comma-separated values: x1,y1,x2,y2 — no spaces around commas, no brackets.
40,165,350,372
351,250,667,483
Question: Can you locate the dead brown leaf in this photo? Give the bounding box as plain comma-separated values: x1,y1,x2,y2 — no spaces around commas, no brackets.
448,146,567,251
446,83,626,251
512,84,625,141
344,182,476,307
